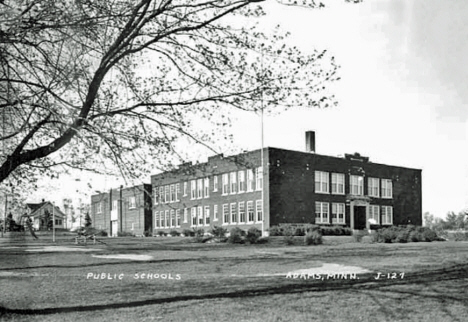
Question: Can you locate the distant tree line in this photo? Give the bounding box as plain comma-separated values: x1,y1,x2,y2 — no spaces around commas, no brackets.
424,210,468,231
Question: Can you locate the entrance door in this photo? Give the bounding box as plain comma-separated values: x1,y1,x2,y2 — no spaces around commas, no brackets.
354,206,367,230
111,221,118,237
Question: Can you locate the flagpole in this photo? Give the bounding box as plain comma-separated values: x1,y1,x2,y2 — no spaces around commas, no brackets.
260,50,265,237
52,201,55,242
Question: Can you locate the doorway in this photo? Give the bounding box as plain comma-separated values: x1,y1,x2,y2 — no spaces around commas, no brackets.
354,206,367,230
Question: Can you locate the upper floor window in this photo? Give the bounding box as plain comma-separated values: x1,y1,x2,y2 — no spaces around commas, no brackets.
213,176,218,192
183,182,188,197
350,175,364,196
368,177,380,197
165,185,170,203
197,179,203,199
247,169,254,192
159,187,163,204
381,179,393,199
222,173,229,195
154,188,159,205
96,202,102,214
369,205,380,224
112,200,118,210
256,167,263,191
315,202,329,224
170,185,175,203
190,180,196,199
128,196,136,209
331,173,344,195
381,206,393,225
315,171,329,194
230,172,237,194
176,183,180,201
204,177,209,198
238,171,246,193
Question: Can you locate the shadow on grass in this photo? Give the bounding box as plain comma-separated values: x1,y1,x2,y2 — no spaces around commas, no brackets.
1,262,467,316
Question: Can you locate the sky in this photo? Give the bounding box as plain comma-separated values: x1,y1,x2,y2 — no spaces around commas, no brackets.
28,0,468,218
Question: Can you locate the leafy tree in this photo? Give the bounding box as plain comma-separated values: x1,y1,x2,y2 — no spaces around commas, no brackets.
0,0,361,189
84,212,92,228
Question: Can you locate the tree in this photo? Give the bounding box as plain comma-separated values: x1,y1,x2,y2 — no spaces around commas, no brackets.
84,212,92,228
43,209,53,230
0,0,360,189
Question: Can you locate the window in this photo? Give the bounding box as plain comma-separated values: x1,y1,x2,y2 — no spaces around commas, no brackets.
247,201,254,222
382,206,393,225
247,169,254,192
369,205,380,224
256,200,263,222
223,204,229,224
176,209,181,227
331,173,345,195
368,178,380,197
350,175,364,196
256,167,263,191
230,203,237,223
170,209,175,227
183,208,188,223
204,206,210,225
165,210,169,227
159,187,163,204
204,177,209,198
198,206,203,225
170,185,175,203
315,171,329,194
128,196,136,209
176,183,180,201
230,172,237,194
97,202,102,214
112,200,118,210
238,171,245,193
191,208,197,226
155,211,159,228
165,186,170,203
213,205,218,221
222,173,229,195
331,203,345,224
239,202,246,223
213,176,218,192
191,180,196,199
183,182,188,197
55,219,62,225
154,188,159,205
197,179,203,199
315,202,329,224
381,179,393,199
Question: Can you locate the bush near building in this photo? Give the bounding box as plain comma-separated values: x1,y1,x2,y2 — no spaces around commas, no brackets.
371,225,440,243
268,224,352,237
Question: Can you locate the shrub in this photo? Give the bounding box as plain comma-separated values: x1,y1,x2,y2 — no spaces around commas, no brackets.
246,227,262,244
193,228,205,242
420,227,438,242
156,230,167,237
211,226,227,238
228,227,245,244
353,231,366,243
304,230,323,245
117,231,135,237
268,226,282,236
282,225,295,245
169,230,181,237
454,232,468,241
395,230,410,243
144,229,152,237
182,229,194,237
257,237,269,244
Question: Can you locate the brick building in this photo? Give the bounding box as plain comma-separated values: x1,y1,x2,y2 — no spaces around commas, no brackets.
150,131,422,235
91,131,422,236
91,184,152,236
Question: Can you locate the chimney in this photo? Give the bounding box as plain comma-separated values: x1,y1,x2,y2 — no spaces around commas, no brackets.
305,131,315,153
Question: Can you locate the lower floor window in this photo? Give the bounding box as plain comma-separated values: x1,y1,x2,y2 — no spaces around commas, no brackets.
382,206,393,225
369,205,380,224
239,202,246,223
223,204,229,224
256,200,263,222
315,202,329,224
331,203,345,224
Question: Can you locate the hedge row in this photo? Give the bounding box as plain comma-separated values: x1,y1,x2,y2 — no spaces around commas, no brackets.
372,225,441,243
268,224,352,237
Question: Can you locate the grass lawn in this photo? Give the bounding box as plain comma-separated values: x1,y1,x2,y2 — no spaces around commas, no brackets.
0,235,467,321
